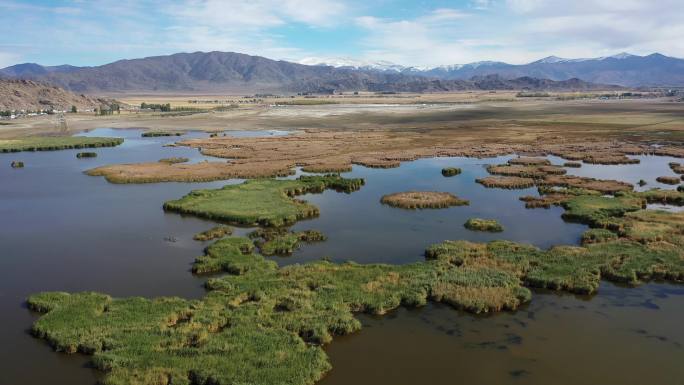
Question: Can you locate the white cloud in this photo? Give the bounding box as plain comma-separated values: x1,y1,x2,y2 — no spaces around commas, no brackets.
0,51,20,68
162,0,348,59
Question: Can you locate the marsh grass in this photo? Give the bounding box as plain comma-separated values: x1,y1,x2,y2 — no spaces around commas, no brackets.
249,228,326,255
380,191,469,209
464,218,504,232
163,175,364,227
0,137,123,152
141,131,183,137
441,167,462,177
193,226,233,241
159,157,189,164
564,162,582,168
76,152,97,158
26,172,684,385
10,161,24,168
656,176,681,185
476,176,536,189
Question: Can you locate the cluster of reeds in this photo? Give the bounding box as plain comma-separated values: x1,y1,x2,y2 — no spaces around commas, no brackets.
463,218,504,232
76,152,97,158
10,161,24,168
441,167,462,177
141,131,183,137
0,137,123,153
193,225,233,241
380,191,469,209
476,176,535,189
158,157,189,164
656,176,681,185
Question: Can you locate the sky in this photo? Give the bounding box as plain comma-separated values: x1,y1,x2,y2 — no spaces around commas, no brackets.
1,0,683,68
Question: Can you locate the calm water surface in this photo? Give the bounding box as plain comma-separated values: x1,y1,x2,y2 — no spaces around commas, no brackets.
0,128,681,385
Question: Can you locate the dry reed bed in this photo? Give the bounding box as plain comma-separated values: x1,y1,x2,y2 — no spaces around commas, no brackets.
84,130,684,184
656,176,681,185
477,176,536,189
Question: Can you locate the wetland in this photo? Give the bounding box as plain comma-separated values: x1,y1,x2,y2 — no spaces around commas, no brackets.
1,98,684,385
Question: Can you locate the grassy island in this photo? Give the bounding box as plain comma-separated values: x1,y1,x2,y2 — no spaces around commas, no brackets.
249,228,326,255
0,137,123,153
477,176,536,189
163,175,364,227
76,152,97,158
656,176,681,185
193,225,233,241
10,160,24,168
441,167,462,177
159,157,189,164
464,218,504,232
141,131,184,137
380,191,469,209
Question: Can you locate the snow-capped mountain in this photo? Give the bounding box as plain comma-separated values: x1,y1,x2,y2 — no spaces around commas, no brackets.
293,53,684,87
297,57,412,72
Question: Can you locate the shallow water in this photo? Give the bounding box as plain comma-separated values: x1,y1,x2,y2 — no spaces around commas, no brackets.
321,283,684,385
0,128,682,385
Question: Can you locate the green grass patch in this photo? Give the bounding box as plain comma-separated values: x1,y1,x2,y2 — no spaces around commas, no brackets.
0,137,123,153
249,228,326,256
193,225,233,241
163,175,364,227
10,161,24,168
76,152,97,158
464,218,504,232
441,167,462,177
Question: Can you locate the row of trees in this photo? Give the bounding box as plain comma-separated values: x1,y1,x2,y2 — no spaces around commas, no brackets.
140,102,171,112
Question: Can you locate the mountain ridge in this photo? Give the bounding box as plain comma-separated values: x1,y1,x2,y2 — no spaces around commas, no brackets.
0,51,651,94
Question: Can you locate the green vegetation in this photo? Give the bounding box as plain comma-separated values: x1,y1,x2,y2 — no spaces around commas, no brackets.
141,131,183,137
249,228,326,255
76,152,97,158
28,235,535,385
163,175,364,227
0,137,123,153
464,218,504,232
27,180,684,385
159,157,189,164
380,191,469,209
193,225,233,241
564,162,582,168
441,167,462,177
560,194,644,227
581,228,618,245
140,102,171,112
10,161,24,168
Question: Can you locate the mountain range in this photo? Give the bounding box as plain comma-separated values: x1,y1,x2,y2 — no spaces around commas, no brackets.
1,51,680,94
301,53,684,87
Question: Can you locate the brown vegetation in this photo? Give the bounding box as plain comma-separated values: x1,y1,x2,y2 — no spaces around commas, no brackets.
476,176,536,189
656,176,681,185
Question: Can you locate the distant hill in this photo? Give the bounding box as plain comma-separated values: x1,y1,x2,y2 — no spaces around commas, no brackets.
0,51,624,94
0,79,109,111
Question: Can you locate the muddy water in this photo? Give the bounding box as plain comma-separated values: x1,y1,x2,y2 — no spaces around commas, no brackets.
0,128,682,384
320,283,684,385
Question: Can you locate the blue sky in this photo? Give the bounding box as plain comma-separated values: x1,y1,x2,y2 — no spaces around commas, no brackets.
1,0,682,68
